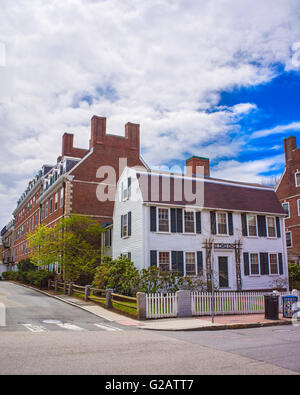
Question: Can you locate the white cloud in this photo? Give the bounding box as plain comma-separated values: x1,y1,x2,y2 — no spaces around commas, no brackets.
0,0,300,225
251,121,300,139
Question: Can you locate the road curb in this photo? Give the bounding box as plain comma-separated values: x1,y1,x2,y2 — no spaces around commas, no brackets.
139,319,293,332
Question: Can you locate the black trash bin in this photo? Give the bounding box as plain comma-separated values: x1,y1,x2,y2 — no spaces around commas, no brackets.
264,294,279,320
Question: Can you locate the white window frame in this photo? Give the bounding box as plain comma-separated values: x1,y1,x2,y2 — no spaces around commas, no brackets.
286,231,292,248
54,193,58,211
282,202,290,219
216,212,228,235
158,251,171,272
122,213,128,238
183,210,196,234
297,199,300,216
249,253,260,276
247,214,258,237
269,253,279,275
266,216,277,238
184,251,197,276
157,207,170,233
60,188,64,208
295,172,300,187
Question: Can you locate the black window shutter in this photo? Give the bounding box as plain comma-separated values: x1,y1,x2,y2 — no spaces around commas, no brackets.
150,250,157,267
128,177,131,198
260,252,269,275
170,208,177,233
196,212,202,234
197,251,203,275
176,208,183,233
278,253,283,275
276,217,281,238
257,216,267,237
243,252,250,276
228,212,234,235
128,211,132,236
121,215,123,238
177,251,184,276
150,207,157,232
128,252,131,261
171,251,178,272
241,214,248,236
210,212,216,235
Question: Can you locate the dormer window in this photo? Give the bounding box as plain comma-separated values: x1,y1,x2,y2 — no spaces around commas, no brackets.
295,172,300,187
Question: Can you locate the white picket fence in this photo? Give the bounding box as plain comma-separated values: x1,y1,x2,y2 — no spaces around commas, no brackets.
146,293,177,319
145,290,300,319
191,290,300,316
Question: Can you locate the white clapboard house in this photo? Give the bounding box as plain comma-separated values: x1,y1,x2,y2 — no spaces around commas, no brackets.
112,162,289,291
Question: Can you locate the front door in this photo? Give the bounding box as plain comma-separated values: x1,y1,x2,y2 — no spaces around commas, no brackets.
218,256,229,288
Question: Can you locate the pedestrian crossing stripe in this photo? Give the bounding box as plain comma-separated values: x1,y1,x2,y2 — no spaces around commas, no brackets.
94,323,123,332
22,324,46,333
57,323,85,331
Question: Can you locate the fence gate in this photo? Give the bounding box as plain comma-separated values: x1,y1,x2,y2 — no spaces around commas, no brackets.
146,293,177,319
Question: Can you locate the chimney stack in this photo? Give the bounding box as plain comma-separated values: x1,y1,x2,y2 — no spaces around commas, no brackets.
62,133,74,157
186,156,210,177
125,122,140,150
90,115,106,148
284,136,297,165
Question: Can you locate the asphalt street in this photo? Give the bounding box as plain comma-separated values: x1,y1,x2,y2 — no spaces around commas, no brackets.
0,281,299,375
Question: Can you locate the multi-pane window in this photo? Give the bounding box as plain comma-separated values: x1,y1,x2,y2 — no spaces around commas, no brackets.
286,231,292,248
105,228,112,247
185,252,196,276
122,214,128,237
217,213,228,235
60,188,64,208
295,172,300,187
54,193,58,211
247,215,257,236
49,198,53,214
269,254,278,274
282,202,290,218
250,253,259,275
267,216,276,237
159,251,170,271
184,210,195,233
158,208,169,232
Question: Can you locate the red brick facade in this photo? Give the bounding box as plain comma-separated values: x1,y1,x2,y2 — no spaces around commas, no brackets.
11,115,147,264
276,135,300,264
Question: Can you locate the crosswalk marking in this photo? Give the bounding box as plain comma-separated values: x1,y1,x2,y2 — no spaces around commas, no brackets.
22,324,47,333
57,323,85,331
94,323,123,332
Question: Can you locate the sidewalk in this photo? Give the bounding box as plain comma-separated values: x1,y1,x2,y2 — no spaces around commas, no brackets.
13,282,296,331
36,286,295,331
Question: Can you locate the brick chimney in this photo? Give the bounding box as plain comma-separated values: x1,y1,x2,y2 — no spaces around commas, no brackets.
90,115,106,148
62,133,74,156
125,122,140,150
284,136,297,164
186,156,210,177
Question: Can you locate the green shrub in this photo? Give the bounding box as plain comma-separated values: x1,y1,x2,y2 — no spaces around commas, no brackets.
17,258,36,272
2,271,19,281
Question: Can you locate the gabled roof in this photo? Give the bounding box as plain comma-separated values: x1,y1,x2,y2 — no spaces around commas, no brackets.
135,171,285,215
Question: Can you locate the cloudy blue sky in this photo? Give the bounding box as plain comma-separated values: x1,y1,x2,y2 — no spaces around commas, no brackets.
0,0,300,227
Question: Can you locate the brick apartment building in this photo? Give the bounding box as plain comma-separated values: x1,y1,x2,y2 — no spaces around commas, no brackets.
0,219,15,271
276,135,300,265
10,115,148,265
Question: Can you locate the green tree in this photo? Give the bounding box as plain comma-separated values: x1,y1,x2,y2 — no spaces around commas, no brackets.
93,256,140,296
17,258,36,272
28,215,104,283
288,263,300,289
